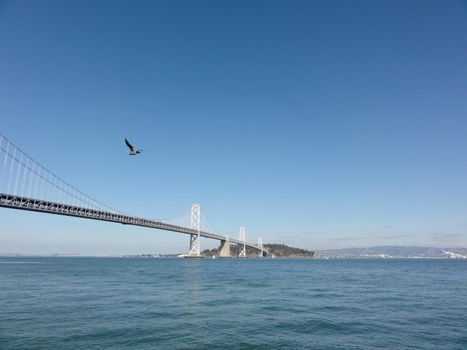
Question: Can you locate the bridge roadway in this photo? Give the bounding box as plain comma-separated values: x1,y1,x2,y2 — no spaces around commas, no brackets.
0,193,262,251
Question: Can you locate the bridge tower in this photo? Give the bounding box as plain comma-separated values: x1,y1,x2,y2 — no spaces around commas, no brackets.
188,203,201,257
238,226,247,258
257,237,263,258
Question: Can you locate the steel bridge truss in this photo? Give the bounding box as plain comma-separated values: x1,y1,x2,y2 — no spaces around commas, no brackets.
0,193,263,251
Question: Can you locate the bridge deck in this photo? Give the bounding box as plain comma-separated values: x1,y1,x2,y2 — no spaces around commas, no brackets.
0,193,261,251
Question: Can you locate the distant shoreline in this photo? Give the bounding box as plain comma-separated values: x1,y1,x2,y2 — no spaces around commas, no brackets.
2,245,466,259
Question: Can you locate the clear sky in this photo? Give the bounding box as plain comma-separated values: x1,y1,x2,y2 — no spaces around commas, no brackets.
1,0,466,255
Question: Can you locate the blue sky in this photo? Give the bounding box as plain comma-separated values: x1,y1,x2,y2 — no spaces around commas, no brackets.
1,0,466,254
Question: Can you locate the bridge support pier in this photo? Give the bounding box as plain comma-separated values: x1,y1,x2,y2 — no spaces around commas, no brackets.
217,238,231,258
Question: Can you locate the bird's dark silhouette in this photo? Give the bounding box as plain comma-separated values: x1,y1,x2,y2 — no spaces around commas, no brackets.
125,138,142,156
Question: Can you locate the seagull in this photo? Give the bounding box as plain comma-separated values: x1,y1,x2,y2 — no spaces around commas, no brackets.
125,138,142,156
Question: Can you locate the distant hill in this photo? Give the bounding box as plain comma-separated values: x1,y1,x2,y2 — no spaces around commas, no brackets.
263,244,315,258
319,246,467,258
202,243,315,258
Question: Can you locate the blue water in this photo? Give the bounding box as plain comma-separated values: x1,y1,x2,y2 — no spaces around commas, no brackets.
1,258,466,349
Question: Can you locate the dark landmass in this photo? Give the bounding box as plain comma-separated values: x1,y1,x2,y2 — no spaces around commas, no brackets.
201,243,316,258
263,244,316,258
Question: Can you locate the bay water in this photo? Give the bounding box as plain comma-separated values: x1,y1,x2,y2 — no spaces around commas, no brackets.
1,257,466,349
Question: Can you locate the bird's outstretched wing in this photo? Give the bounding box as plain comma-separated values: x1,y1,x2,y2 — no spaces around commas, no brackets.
125,138,134,150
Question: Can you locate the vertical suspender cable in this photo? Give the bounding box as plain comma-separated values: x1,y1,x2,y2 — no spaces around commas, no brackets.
29,161,35,199
14,151,22,195
0,135,6,192
12,146,20,195
8,146,16,194
21,156,28,197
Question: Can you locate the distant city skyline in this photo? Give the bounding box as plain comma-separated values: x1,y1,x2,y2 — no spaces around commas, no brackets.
1,0,467,254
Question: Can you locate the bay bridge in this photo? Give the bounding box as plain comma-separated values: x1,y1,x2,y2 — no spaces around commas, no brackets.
0,134,266,258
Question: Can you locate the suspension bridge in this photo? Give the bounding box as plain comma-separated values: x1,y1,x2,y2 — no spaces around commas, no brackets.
0,134,266,258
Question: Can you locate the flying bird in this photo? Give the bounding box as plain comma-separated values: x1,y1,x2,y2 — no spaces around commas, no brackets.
125,138,142,156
